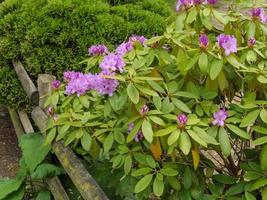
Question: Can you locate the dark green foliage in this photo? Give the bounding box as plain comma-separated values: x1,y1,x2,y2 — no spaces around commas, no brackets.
0,0,170,108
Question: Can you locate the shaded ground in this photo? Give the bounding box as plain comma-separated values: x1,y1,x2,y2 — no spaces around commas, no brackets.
0,107,21,178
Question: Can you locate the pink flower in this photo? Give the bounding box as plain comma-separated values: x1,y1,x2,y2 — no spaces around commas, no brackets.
100,53,125,74
216,34,237,56
88,45,108,56
212,109,228,127
247,37,256,48
140,104,149,115
199,34,209,49
176,0,194,11
177,114,188,125
250,8,266,22
51,80,60,89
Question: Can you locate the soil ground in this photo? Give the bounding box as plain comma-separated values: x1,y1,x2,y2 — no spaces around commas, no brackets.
0,107,21,178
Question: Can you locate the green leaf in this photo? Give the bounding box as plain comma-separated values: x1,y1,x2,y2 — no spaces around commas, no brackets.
257,75,267,84
249,178,267,191
5,186,24,200
167,129,181,145
56,124,70,141
213,10,227,25
198,53,208,73
81,131,92,151
253,136,267,146
124,155,132,175
127,83,139,104
226,124,250,139
175,12,187,31
260,144,267,170
210,59,223,80
153,178,164,197
104,133,114,153
142,119,153,143
79,95,90,108
245,192,256,200
145,36,164,45
19,133,51,173
183,167,192,189
146,155,156,168
240,109,260,127
225,182,245,196
153,96,162,110
132,167,152,177
36,191,51,200
160,167,178,177
179,131,191,155
218,127,231,157
260,109,267,124
51,92,59,106
127,120,142,142
226,55,245,69
44,127,57,145
149,116,165,126
187,130,207,147
31,163,63,180
247,21,256,38
213,174,236,184
166,177,181,191
154,126,177,137
192,127,218,145
114,131,125,144
134,174,153,193
186,7,197,23
252,126,267,135
172,98,191,113
0,178,23,199
136,85,158,96
147,80,165,93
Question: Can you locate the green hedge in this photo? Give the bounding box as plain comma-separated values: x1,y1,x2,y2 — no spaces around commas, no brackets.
0,0,170,108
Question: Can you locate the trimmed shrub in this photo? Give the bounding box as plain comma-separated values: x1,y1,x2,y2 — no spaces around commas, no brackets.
0,0,170,108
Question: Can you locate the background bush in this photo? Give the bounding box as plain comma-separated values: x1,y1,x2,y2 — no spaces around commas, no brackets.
0,0,170,108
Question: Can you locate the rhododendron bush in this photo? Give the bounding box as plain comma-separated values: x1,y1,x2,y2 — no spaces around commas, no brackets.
45,1,267,199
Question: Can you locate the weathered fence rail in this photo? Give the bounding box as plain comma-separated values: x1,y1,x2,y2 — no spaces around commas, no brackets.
11,60,108,200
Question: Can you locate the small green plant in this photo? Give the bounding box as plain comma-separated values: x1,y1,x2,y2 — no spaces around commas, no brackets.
0,133,63,200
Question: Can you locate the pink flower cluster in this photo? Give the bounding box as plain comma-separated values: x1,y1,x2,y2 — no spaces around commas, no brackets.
216,34,237,56
212,109,228,127
176,0,217,11
64,71,118,97
88,45,108,56
116,35,147,56
251,8,267,23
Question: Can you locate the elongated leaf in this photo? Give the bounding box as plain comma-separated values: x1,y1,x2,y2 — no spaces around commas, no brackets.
142,119,153,143
127,120,142,142
226,124,250,139
134,174,153,193
253,136,267,146
218,127,231,157
179,131,191,155
132,167,152,177
172,98,191,113
149,116,165,126
193,127,218,145
260,144,267,170
154,126,177,137
245,192,256,200
260,109,267,124
249,178,267,191
183,167,192,189
127,83,139,104
153,178,164,197
44,127,57,145
79,95,90,108
160,167,178,176
240,109,260,127
36,191,51,200
210,59,223,80
198,53,208,73
124,155,132,175
187,130,207,147
31,163,63,180
192,147,200,170
167,129,181,145
104,133,114,153
56,124,70,141
81,131,92,151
